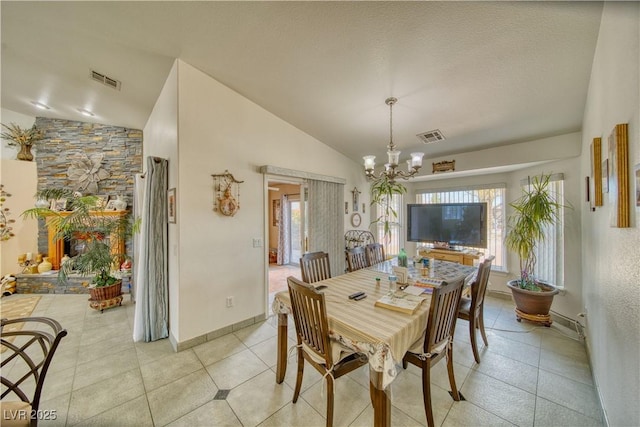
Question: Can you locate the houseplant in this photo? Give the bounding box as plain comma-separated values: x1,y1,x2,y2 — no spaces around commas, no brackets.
22,189,138,310
504,174,565,325
1,122,44,161
369,175,406,243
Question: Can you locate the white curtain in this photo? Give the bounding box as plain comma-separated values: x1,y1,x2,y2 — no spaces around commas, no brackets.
277,194,290,265
307,179,345,275
133,157,169,342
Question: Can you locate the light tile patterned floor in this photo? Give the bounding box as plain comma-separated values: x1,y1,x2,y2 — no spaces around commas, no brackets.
2,293,604,426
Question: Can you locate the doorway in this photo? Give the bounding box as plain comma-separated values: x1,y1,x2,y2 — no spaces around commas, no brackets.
267,180,305,307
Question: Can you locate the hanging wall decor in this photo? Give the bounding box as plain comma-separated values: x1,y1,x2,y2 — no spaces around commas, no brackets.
0,184,16,241
212,170,244,217
608,123,630,227
351,187,361,212
432,160,455,173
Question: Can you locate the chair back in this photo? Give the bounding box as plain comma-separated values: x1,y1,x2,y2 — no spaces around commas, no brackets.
287,276,333,366
1,317,67,419
470,256,494,312
300,251,331,283
365,243,385,266
422,275,465,354
345,246,368,272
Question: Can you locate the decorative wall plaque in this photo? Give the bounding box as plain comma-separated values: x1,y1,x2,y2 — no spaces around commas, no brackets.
212,170,244,217
432,160,455,174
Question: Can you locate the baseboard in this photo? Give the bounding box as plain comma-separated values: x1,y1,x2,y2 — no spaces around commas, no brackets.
173,313,268,352
487,289,577,330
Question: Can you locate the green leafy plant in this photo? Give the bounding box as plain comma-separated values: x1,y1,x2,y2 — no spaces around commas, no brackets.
370,176,407,241
505,174,567,291
22,189,138,287
1,122,44,147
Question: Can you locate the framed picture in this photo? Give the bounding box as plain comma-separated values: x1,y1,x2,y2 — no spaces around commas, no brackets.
272,199,281,227
168,188,176,224
50,199,67,211
608,123,630,227
96,195,109,209
592,138,603,207
104,200,118,211
635,163,640,208
351,187,361,212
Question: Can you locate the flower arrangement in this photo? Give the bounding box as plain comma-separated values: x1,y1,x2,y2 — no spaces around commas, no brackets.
1,122,44,147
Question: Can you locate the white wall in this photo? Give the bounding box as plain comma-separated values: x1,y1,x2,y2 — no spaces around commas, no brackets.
142,61,179,344
0,109,39,277
165,60,369,344
580,3,639,425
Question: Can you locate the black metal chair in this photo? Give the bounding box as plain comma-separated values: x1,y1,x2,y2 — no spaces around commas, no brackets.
1,317,67,427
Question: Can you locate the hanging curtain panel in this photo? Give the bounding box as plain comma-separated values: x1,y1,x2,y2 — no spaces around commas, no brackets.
133,157,169,342
307,179,345,276
277,194,290,265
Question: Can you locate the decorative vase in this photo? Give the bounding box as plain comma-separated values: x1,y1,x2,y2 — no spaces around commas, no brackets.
113,195,127,211
17,144,34,161
61,254,71,266
35,199,50,209
37,257,53,273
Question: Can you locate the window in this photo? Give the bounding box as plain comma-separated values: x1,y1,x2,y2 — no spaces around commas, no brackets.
374,193,402,256
521,174,565,287
415,184,506,271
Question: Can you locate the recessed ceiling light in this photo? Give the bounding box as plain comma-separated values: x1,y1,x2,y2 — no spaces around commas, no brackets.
78,108,95,117
30,101,50,110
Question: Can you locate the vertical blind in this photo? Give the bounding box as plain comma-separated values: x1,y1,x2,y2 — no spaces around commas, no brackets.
520,174,565,287
416,184,506,271
374,193,402,256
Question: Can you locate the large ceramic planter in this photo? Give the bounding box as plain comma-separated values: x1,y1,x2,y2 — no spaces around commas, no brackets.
507,279,559,326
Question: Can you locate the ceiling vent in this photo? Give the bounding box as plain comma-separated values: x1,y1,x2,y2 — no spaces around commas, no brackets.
90,70,121,90
417,129,445,144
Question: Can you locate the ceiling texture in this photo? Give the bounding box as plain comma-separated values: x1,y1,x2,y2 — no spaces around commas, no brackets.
1,1,603,168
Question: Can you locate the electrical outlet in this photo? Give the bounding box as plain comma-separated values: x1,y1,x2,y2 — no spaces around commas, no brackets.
226,296,234,307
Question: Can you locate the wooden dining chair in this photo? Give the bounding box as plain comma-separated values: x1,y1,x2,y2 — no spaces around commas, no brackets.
402,275,466,427
365,243,385,266
299,251,331,283
287,277,368,427
458,255,494,363
1,317,67,427
345,246,368,272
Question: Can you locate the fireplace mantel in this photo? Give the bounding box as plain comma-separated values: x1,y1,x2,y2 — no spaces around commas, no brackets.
45,210,128,270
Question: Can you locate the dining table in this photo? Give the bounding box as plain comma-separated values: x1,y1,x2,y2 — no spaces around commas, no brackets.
272,258,477,427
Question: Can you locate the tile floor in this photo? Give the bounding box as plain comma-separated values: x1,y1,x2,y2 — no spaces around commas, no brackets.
1,293,604,427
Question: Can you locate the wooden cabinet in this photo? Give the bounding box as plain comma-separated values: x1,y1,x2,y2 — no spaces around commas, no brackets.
420,248,482,266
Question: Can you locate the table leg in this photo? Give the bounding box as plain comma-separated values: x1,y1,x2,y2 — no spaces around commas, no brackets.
369,367,391,427
276,313,288,383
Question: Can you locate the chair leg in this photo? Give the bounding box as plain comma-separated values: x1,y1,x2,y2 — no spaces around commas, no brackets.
421,361,435,427
402,357,408,369
446,348,460,401
469,316,481,364
478,309,489,346
293,350,304,403
326,374,335,427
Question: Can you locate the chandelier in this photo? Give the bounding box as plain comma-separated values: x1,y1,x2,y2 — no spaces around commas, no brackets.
363,97,424,182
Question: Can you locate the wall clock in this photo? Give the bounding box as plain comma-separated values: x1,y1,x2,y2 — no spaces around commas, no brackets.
350,212,362,227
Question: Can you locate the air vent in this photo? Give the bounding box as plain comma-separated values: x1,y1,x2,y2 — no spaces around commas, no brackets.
90,70,121,90
417,129,445,144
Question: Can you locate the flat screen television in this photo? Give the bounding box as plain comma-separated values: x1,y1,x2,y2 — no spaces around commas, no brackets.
407,202,488,248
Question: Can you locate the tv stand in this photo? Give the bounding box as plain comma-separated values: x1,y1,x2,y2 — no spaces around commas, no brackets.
419,248,482,266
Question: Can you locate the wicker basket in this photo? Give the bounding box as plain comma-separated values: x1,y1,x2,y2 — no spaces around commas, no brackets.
89,281,122,301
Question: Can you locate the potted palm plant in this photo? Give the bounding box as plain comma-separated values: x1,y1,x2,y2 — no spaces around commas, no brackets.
22,189,137,311
505,174,566,326
1,122,44,161
369,175,406,242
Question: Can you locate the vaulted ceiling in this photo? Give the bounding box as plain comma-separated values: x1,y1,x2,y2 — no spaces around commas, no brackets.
1,1,603,166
